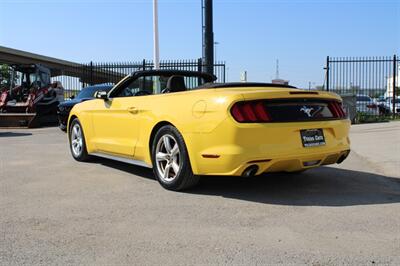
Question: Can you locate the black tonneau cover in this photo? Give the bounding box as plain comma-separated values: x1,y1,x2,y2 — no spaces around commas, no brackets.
199,82,297,89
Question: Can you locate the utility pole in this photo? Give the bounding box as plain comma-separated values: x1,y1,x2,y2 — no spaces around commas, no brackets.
202,0,214,75
276,59,279,79
153,0,160,70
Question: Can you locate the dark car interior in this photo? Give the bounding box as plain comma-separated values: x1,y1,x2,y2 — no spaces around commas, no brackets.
110,70,217,98
163,75,186,93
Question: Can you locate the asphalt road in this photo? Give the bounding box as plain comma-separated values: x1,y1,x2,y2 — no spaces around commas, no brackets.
1,123,399,265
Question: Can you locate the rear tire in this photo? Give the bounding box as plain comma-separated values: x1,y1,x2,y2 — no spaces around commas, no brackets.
69,118,90,162
151,125,199,191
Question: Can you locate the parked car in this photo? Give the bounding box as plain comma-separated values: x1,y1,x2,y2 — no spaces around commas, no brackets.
58,84,113,131
356,95,379,115
375,97,392,115
67,70,350,191
380,97,400,114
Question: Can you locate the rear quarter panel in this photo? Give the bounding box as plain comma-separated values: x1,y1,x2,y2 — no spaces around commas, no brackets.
133,89,244,165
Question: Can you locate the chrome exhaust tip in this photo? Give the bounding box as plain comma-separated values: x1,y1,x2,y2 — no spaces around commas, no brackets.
337,150,350,164
242,165,259,177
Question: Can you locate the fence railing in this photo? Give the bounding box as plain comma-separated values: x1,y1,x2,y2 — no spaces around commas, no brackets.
325,55,399,119
54,59,225,99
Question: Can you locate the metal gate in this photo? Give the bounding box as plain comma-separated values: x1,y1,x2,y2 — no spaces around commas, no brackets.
324,55,399,119
55,59,226,99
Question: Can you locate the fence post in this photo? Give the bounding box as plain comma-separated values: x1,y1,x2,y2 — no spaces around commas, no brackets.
142,59,146,71
222,62,226,83
325,56,330,92
90,61,93,85
393,55,397,119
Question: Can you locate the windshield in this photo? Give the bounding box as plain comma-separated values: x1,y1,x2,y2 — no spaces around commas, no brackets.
29,73,39,83
22,72,46,87
77,86,112,99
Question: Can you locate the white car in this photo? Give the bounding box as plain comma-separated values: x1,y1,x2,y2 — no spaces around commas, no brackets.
356,95,379,115
381,97,400,114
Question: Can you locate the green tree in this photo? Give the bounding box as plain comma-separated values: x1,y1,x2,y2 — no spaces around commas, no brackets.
0,64,18,89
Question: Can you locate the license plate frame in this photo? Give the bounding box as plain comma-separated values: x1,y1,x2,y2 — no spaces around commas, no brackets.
300,128,326,147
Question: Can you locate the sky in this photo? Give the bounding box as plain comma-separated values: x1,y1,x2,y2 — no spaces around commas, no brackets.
0,0,399,88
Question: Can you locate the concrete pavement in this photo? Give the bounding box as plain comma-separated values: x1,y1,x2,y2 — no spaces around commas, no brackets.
0,123,399,265
349,121,400,178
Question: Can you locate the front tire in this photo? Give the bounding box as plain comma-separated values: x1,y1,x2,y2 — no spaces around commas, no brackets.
151,125,199,191
69,118,90,162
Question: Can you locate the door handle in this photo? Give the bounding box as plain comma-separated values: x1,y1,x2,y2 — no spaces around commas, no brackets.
127,107,138,114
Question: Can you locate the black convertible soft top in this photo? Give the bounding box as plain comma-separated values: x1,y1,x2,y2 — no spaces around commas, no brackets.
202,82,297,89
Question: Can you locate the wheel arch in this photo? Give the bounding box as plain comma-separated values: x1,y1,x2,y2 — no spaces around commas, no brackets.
148,121,175,158
148,121,197,172
67,114,78,134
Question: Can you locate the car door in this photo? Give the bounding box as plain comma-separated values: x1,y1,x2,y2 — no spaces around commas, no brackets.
90,77,145,157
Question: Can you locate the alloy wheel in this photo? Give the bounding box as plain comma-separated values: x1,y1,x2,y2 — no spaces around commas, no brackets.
71,123,83,157
155,134,181,182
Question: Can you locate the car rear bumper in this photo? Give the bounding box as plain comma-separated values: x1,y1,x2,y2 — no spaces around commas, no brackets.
184,118,351,176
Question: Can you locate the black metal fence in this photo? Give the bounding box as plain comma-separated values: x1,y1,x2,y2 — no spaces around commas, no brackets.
325,55,399,119
53,59,225,99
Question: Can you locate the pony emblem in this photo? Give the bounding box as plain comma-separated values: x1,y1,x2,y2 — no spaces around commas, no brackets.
300,106,314,117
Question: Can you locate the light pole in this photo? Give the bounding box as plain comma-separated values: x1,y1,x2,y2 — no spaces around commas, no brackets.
202,0,214,75
153,0,160,70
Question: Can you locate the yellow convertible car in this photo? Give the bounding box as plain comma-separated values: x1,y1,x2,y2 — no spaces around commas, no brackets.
68,70,350,191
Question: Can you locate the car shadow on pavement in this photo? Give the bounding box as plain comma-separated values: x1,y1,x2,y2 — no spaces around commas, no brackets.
91,157,400,207
93,158,155,179
0,132,32,137
188,167,400,207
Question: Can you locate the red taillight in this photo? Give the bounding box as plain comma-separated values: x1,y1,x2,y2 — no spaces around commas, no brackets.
254,101,270,121
328,102,340,118
328,101,346,118
366,104,377,109
242,103,257,122
231,101,271,123
231,103,245,122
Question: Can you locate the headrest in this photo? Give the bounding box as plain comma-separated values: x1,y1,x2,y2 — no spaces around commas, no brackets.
166,75,186,93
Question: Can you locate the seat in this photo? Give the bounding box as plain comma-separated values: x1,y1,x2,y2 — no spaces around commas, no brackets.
166,75,186,93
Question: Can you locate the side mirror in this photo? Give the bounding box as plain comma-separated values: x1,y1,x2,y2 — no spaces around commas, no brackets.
95,90,108,100
70,95,75,100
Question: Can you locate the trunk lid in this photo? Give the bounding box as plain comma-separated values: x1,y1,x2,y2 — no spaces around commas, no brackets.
217,87,346,123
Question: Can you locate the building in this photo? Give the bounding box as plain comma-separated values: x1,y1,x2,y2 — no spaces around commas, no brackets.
271,78,289,85
385,68,399,98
